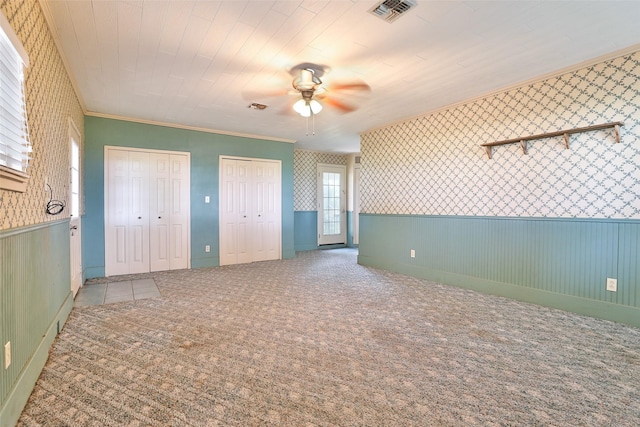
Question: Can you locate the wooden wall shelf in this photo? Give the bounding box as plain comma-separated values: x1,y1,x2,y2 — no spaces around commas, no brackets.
481,121,623,159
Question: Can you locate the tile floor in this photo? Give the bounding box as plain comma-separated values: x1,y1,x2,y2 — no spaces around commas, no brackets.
74,278,161,307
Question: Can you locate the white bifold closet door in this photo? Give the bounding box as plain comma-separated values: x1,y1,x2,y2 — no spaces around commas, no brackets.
105,147,190,276
106,149,150,276
219,157,281,266
149,152,190,272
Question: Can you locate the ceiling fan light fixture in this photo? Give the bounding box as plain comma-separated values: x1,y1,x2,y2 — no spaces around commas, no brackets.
293,98,308,115
300,108,311,118
293,98,323,117
309,99,323,114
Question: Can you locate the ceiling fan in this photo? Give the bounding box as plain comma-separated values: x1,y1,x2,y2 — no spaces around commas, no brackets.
245,62,370,118
288,62,370,117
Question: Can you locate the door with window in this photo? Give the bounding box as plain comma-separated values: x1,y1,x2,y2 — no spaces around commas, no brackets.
69,120,82,296
317,164,346,245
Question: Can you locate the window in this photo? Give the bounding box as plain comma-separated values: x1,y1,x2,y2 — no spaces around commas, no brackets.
322,171,342,236
0,11,30,192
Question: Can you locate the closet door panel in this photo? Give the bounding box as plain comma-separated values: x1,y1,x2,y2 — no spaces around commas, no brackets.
220,221,237,263
114,226,127,264
106,150,128,275
127,151,150,274
219,159,238,266
253,161,281,262
236,160,252,264
169,154,190,270
150,153,170,272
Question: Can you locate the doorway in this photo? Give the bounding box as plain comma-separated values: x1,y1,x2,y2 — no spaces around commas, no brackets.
317,164,346,245
69,119,82,296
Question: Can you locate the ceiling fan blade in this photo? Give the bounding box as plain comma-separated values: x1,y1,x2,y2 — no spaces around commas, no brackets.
326,80,371,92
279,97,299,115
320,96,358,113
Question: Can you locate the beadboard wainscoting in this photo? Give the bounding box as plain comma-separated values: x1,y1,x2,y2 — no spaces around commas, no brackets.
359,214,640,327
0,220,74,426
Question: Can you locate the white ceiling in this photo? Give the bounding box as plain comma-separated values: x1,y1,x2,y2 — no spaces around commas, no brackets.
42,0,640,153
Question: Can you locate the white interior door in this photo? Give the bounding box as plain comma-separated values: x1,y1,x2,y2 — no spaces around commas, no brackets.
149,153,171,272
126,151,150,274
318,164,346,245
253,161,281,262
220,159,248,265
106,147,190,276
105,149,150,276
168,154,190,270
219,157,281,266
69,120,82,296
106,149,130,276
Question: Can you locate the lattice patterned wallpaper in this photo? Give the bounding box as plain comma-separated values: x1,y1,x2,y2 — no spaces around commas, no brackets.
0,0,84,230
361,52,640,219
294,150,347,211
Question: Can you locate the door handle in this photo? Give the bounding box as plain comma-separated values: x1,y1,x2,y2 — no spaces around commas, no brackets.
70,225,77,230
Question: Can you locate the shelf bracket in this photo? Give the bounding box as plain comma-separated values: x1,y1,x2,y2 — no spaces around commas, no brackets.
520,140,527,155
480,121,623,159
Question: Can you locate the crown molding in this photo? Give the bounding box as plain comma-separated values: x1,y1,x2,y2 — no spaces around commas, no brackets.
86,112,297,144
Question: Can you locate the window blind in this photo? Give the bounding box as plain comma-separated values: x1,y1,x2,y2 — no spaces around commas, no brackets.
0,15,30,176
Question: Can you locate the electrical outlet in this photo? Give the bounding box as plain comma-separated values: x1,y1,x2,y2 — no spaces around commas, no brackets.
4,341,10,369
205,245,210,253
606,277,617,292
410,249,415,258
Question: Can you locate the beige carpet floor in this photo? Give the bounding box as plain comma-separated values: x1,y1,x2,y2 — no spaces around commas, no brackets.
17,249,640,426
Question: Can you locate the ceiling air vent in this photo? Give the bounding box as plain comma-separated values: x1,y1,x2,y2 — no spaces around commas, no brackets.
369,0,417,23
248,102,267,110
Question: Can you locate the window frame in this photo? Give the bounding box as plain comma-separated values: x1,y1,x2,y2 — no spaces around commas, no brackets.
0,10,30,192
